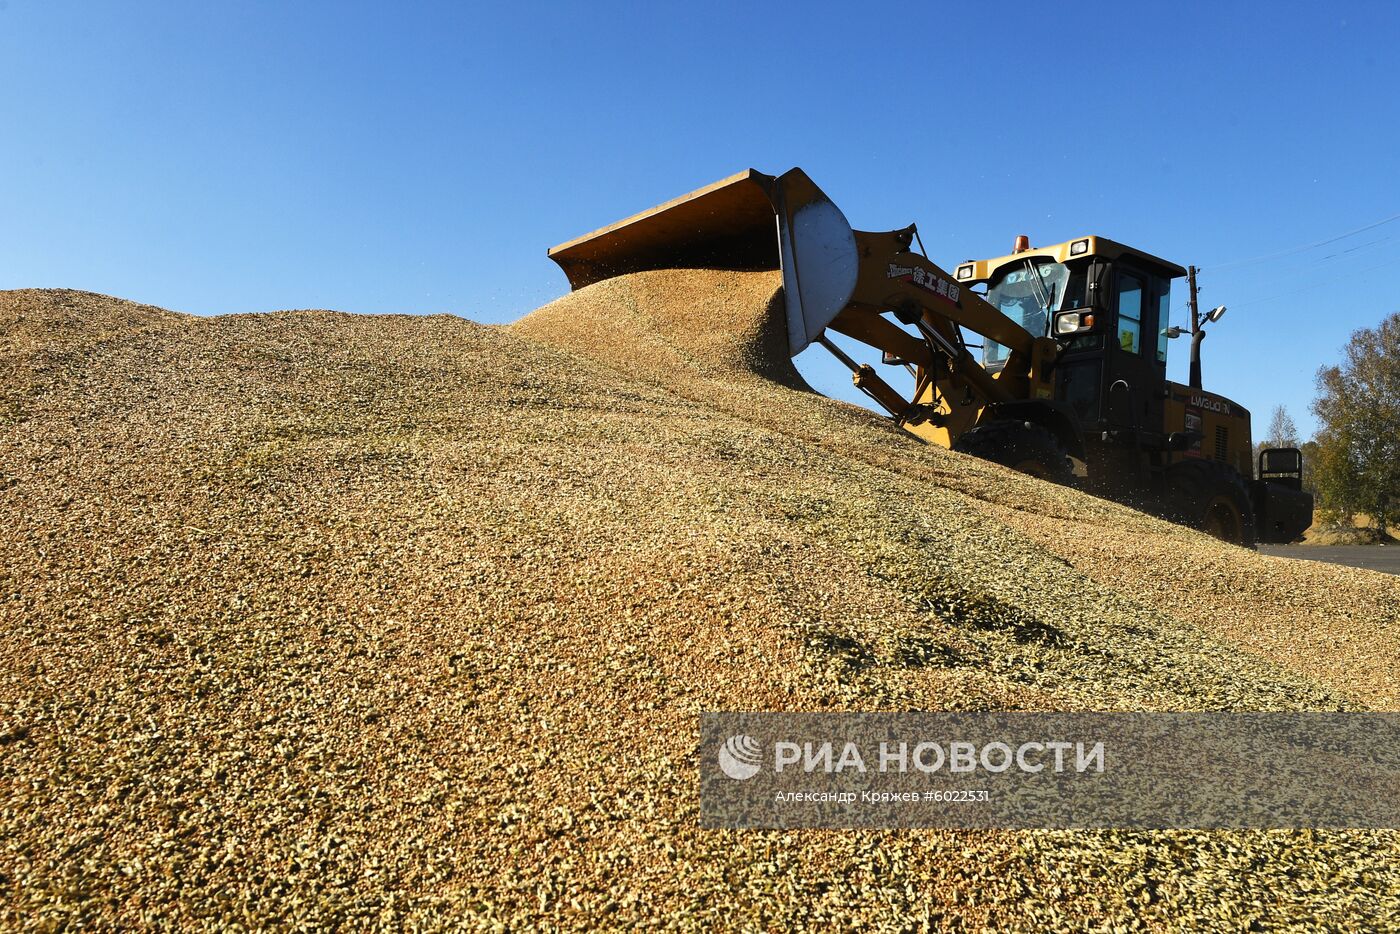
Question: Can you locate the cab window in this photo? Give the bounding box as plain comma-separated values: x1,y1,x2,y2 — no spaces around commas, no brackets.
981,260,1071,369
1116,273,1144,354
1155,281,1171,363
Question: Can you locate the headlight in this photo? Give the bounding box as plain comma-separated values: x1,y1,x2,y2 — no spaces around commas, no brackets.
1070,238,1090,256
1054,312,1095,335
956,264,975,280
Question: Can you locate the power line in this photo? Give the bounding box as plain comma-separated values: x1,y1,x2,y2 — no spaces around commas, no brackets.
1229,250,1400,311
1164,235,1400,323
1203,210,1400,272
1320,235,1391,260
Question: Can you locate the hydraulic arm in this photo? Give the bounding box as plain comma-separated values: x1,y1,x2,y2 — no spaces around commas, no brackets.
547,167,1061,443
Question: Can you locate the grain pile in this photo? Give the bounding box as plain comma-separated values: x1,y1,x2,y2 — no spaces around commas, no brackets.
1305,526,1399,546
1,276,1397,929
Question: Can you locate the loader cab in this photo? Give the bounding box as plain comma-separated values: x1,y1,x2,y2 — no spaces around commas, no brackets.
960,236,1184,431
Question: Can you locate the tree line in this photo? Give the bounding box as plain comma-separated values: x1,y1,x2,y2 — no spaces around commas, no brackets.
1258,311,1399,536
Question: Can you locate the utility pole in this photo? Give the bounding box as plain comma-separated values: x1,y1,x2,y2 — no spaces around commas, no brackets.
1187,264,1205,390
1187,265,1200,335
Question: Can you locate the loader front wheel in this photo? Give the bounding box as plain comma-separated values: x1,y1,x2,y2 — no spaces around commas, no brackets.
953,420,1073,484
1165,459,1256,548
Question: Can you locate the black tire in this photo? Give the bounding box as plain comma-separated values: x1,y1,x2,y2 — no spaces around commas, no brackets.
1165,459,1256,547
953,420,1074,484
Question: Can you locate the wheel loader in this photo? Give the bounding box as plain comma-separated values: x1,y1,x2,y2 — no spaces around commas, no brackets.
547,168,1312,546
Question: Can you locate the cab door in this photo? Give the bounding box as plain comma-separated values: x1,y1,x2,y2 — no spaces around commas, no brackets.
1104,265,1165,432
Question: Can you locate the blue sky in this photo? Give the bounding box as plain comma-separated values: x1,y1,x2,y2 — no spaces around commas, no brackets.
3,1,1397,437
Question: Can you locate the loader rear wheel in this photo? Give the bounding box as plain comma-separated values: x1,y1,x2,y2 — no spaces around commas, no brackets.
953,420,1073,484
1165,459,1256,547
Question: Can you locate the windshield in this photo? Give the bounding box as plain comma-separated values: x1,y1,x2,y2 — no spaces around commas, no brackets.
982,260,1071,368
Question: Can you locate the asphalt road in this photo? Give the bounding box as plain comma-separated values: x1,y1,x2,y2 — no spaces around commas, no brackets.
1257,544,1400,576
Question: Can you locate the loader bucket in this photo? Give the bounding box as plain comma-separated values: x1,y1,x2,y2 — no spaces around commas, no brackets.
547,168,858,356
